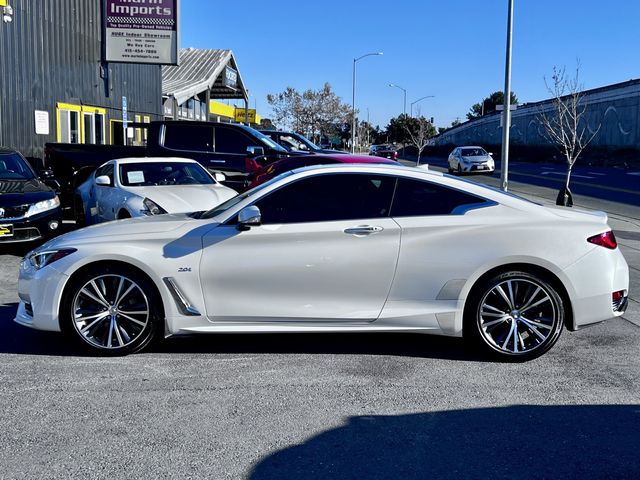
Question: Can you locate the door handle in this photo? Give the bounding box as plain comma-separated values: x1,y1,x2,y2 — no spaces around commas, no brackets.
343,225,384,236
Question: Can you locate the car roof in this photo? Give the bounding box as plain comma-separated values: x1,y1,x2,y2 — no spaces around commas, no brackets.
0,147,19,154
458,146,484,149
281,163,541,211
110,157,198,165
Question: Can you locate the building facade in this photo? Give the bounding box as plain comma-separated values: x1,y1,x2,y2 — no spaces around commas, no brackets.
0,0,163,159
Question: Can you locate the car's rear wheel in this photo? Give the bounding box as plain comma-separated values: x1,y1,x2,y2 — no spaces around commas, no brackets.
60,265,160,355
464,271,564,361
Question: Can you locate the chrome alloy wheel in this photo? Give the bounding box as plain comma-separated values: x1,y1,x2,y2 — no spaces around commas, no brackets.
71,274,150,350
478,278,558,355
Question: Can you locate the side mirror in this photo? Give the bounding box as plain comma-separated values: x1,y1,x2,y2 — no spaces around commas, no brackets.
247,146,265,157
237,205,261,231
214,172,226,182
95,175,111,186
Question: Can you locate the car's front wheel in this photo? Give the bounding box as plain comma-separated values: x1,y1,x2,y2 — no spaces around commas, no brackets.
465,271,564,361
60,264,160,355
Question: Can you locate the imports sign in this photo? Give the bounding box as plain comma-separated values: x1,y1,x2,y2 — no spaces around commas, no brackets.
104,0,179,65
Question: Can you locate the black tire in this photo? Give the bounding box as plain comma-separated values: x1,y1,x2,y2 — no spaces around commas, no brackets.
74,196,86,228
464,271,564,361
457,164,463,175
60,264,161,355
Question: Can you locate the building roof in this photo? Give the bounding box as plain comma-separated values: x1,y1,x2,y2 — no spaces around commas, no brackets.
162,48,248,105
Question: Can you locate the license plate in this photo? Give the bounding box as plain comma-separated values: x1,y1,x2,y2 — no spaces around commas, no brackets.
0,224,14,237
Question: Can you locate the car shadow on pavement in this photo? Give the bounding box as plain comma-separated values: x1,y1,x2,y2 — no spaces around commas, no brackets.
1,301,484,360
154,332,487,362
0,303,75,355
248,404,640,480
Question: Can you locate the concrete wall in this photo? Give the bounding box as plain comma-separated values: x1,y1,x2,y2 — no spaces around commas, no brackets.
435,80,640,153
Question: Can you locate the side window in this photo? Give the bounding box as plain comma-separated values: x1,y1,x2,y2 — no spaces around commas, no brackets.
214,127,253,154
95,163,114,187
391,178,488,217
255,173,396,224
163,124,214,152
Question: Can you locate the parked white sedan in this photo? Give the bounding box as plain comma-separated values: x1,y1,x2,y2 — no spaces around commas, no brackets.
17,164,628,360
75,157,236,225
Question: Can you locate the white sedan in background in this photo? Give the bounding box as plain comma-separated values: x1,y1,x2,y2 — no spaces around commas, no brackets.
75,157,236,225
17,164,628,360
448,146,495,174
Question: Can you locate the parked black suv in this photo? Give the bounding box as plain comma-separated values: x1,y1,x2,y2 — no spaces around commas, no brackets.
0,148,62,243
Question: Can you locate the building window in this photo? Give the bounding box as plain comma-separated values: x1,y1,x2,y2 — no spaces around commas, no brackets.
57,103,106,144
143,116,150,143
57,103,81,143
135,114,142,145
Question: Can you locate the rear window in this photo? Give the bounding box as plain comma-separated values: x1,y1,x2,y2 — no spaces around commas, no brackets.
391,178,489,216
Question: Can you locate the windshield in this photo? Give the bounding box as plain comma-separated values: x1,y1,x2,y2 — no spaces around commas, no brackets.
201,170,295,219
119,162,214,186
460,148,488,156
289,133,321,151
0,153,36,181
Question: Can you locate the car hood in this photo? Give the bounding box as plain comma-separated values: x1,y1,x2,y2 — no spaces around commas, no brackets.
127,184,236,212
461,155,491,162
40,213,198,249
0,179,54,206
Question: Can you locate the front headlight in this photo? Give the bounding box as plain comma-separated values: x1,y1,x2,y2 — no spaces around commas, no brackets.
141,197,167,216
25,196,60,217
27,248,77,270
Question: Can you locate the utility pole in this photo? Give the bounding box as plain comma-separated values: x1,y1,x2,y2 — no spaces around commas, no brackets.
500,0,514,192
352,52,383,153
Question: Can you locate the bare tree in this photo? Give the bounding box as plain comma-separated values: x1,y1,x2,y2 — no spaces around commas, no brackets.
266,83,351,139
404,111,436,165
538,64,600,206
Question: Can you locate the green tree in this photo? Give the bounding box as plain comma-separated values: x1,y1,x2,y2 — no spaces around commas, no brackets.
467,91,518,120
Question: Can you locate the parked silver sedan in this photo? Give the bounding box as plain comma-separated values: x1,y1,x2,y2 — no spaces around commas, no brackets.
448,146,495,174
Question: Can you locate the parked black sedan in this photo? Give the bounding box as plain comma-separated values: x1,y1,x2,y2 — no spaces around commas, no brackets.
0,148,62,243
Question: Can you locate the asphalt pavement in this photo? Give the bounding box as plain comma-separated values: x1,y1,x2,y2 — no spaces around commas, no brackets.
0,168,639,479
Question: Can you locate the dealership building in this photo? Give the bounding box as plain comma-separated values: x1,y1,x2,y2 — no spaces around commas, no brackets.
0,0,256,161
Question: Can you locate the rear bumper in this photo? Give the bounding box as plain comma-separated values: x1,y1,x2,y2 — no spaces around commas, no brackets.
563,245,629,330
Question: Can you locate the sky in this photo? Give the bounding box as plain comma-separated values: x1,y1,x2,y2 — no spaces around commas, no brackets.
181,0,640,130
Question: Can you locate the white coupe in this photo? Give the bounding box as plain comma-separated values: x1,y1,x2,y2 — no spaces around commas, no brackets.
75,157,236,225
16,164,629,360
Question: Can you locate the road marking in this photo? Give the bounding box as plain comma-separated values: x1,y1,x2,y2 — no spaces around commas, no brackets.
628,172,640,176
589,172,607,176
540,171,595,179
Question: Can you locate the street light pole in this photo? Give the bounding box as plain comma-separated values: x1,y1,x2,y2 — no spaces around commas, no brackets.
410,95,435,117
500,0,514,192
388,83,407,116
352,52,383,153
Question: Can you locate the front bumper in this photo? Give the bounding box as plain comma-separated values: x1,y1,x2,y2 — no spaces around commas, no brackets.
0,207,62,243
14,259,69,332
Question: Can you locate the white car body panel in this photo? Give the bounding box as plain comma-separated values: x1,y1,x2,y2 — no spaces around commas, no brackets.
17,164,628,344
76,157,236,224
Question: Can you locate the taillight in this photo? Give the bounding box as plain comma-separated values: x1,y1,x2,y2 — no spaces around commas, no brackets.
587,231,617,249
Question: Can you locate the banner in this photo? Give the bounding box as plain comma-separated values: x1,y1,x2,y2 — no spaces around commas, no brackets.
104,0,179,65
